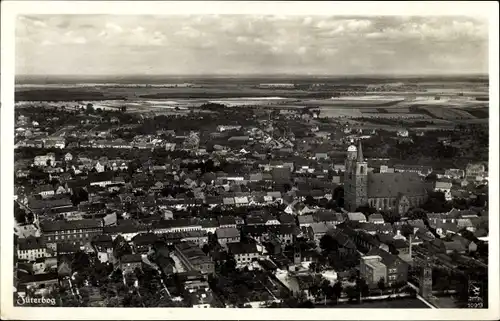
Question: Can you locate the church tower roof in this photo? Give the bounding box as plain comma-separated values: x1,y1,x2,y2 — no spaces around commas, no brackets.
357,140,364,162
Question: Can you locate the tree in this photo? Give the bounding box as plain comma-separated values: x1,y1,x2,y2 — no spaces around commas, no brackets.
304,195,317,207
332,186,344,207
319,234,339,254
425,172,438,182
113,235,132,259
355,277,369,299
345,285,358,302
14,202,27,224
406,208,428,221
71,250,90,273
111,268,123,283
86,103,95,113
332,280,343,303
201,243,210,255
377,277,386,295
356,205,377,215
401,224,414,238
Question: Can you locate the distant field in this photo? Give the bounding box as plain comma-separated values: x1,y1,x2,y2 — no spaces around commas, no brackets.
416,106,476,120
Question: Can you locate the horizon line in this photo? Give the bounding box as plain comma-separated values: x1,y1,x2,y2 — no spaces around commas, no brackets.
15,72,489,79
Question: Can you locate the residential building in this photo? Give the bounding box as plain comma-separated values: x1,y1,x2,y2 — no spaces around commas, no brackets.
17,236,48,261
435,181,453,201
216,227,241,248
466,163,486,181
40,219,104,245
119,254,143,274
227,242,260,266
34,153,56,167
366,248,409,287
174,242,214,275
360,255,387,288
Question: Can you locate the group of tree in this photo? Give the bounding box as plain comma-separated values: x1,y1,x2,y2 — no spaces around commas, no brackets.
308,276,343,305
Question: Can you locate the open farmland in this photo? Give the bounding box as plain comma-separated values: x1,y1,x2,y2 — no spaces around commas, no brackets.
416,106,476,120
15,76,489,125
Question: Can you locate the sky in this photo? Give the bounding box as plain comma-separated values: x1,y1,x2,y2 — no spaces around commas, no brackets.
15,15,489,76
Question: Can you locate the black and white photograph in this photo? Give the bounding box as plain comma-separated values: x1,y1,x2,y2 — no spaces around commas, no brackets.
1,1,499,320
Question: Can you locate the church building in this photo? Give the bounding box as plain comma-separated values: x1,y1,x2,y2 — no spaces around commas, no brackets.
343,141,428,215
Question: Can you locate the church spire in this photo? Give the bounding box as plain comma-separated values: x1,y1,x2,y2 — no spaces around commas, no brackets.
357,140,364,162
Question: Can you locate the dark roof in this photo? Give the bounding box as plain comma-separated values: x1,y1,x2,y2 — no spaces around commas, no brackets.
18,236,45,250
313,210,343,223
278,213,296,225
121,253,143,264
199,218,219,228
227,242,258,255
156,218,200,229
18,272,59,284
28,196,73,211
88,171,114,183
132,233,159,246
328,229,357,249
57,242,80,253
216,227,240,239
91,234,113,249
218,216,236,226
103,222,147,235
41,219,103,233
367,172,427,198
367,248,406,267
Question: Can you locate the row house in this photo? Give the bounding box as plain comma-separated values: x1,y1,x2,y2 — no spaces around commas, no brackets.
34,185,55,199
41,218,104,246
103,223,149,241
216,227,241,248
91,234,114,264
163,230,209,246
227,242,260,266
153,218,202,234
17,236,49,261
43,138,66,149
174,242,214,275
34,153,56,167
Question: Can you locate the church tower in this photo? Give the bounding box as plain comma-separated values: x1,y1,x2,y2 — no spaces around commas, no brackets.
344,140,368,211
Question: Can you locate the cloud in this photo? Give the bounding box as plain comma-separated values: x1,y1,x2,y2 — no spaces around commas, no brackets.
175,26,203,38
72,37,87,44
15,15,489,76
303,17,313,26
105,22,123,33
296,47,307,55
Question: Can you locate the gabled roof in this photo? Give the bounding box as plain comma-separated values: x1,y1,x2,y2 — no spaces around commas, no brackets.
227,242,258,255
367,172,427,198
328,229,357,249
18,236,45,251
368,213,384,221
278,213,296,225
218,216,236,226
347,212,367,221
121,253,143,264
216,227,240,239
41,219,103,232
366,248,405,267
298,215,314,225
131,233,159,245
